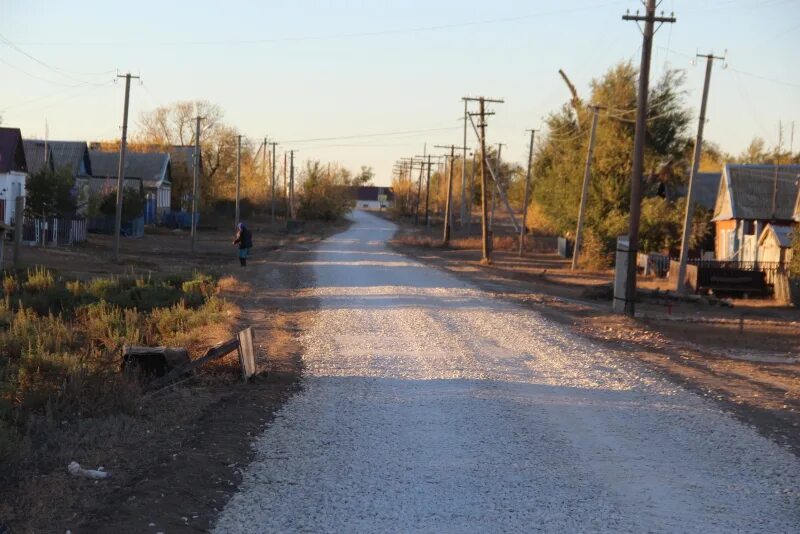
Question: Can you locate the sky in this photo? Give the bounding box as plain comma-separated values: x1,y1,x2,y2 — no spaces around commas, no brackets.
1,0,798,186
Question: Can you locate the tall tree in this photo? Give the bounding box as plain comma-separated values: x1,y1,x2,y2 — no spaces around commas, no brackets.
531,61,693,265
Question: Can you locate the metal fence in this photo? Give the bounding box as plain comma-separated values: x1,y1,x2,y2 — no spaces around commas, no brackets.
684,259,785,286
23,217,88,246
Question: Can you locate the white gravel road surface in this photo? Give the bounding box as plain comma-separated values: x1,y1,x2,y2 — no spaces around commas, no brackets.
215,210,799,533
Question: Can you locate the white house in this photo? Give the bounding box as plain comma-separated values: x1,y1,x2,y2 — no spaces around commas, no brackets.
0,127,28,226
354,186,394,209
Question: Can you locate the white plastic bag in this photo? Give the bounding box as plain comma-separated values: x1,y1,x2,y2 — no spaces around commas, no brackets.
67,461,109,479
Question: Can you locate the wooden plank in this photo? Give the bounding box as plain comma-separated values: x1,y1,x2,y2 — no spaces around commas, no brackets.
146,336,240,390
237,327,256,381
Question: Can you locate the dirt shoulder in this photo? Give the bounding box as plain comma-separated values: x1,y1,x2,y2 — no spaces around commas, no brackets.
388,238,800,457
1,221,342,533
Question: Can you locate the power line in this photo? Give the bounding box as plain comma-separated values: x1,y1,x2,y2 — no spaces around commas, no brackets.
0,32,115,83
282,126,461,144
11,2,625,47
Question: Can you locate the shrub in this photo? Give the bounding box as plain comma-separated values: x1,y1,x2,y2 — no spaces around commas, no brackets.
23,268,54,293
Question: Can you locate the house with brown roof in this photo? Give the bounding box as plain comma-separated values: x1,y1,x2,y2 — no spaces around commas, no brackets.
712,164,800,262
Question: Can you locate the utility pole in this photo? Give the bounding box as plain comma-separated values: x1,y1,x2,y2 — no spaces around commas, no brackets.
464,96,504,264
571,105,602,270
676,52,723,293
289,150,295,220
113,72,139,263
489,143,504,230
283,152,288,217
460,99,469,231
414,144,427,225
622,1,675,316
269,141,279,222
435,144,468,245
262,137,268,211
412,154,437,229
191,115,203,253
519,129,536,256
425,154,434,229
235,134,242,228
467,150,476,233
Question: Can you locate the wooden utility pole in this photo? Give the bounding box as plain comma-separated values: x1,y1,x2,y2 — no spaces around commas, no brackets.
13,196,23,269
191,115,203,253
571,105,601,270
235,134,242,228
289,150,295,219
519,129,536,256
460,99,469,230
262,137,268,212
435,144,468,245
425,154,432,228
463,96,504,263
269,141,279,222
676,52,723,293
467,150,476,232
489,143,504,231
283,152,288,217
411,154,438,229
622,1,675,316
113,72,139,262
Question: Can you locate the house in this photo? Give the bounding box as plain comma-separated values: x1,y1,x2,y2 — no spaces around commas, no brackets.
354,186,393,209
0,127,28,226
757,224,794,266
89,150,171,224
712,163,800,261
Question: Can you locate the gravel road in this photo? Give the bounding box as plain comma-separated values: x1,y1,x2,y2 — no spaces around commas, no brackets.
214,210,799,533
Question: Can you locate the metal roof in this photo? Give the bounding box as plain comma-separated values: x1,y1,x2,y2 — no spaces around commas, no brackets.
714,164,800,221
22,140,53,175
0,127,27,173
670,172,721,210
758,223,793,248
89,150,171,188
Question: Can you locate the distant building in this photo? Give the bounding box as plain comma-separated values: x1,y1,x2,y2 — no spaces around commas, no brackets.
0,127,28,226
712,163,800,261
666,172,721,210
354,186,393,209
89,150,171,224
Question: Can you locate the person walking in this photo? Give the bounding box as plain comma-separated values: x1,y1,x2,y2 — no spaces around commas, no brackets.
233,222,253,266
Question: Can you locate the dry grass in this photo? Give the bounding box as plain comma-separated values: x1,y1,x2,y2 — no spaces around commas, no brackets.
0,269,236,471
393,233,519,251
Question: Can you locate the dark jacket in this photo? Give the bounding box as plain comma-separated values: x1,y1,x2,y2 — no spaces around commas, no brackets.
233,227,253,249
